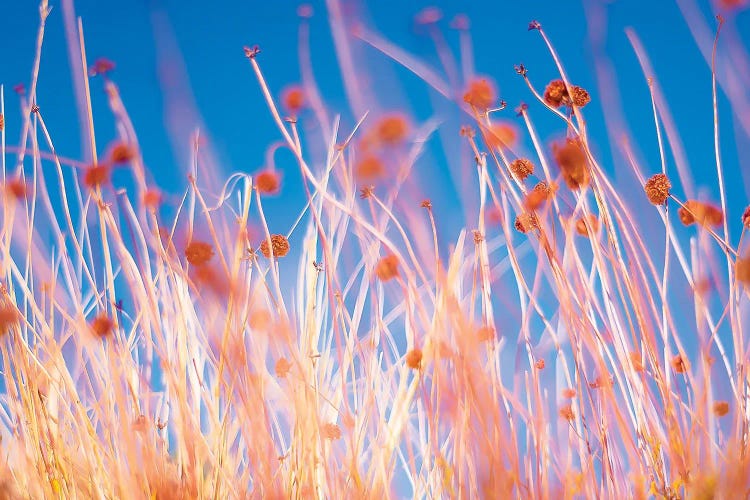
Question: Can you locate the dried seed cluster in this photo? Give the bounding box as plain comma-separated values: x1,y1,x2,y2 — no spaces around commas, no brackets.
509,158,534,181
375,254,399,281
259,234,290,258
544,79,591,108
644,173,671,205
553,138,589,190
678,200,723,228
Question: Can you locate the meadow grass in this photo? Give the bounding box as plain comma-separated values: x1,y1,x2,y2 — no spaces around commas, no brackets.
1,1,749,498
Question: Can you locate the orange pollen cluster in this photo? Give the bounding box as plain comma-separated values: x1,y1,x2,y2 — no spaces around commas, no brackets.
375,254,399,281
543,79,591,108
259,234,290,258
678,200,723,228
184,240,215,266
644,173,672,205
509,158,534,181
463,78,496,110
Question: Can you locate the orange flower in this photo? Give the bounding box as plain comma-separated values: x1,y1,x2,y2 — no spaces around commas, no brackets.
275,357,292,378
559,404,575,421
514,212,539,234
575,214,599,237
561,388,577,399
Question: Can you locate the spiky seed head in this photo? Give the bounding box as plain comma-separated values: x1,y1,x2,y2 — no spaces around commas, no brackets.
644,173,671,205
535,359,545,369
509,158,534,181
570,86,591,107
259,234,290,258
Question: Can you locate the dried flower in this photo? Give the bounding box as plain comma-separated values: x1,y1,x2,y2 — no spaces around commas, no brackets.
544,79,591,108
185,241,215,266
742,206,750,228
0,305,20,336
4,178,28,200
83,163,111,189
375,254,399,281
544,80,567,108
420,199,432,209
477,326,495,342
281,85,305,113
405,348,423,369
463,78,496,110
514,212,539,233
473,230,484,244
90,313,114,337
671,354,688,373
562,388,577,399
355,155,385,181
678,200,723,228
321,422,342,440
629,352,644,372
535,359,545,369
142,188,162,209
89,58,115,76
509,158,534,181
275,357,292,378
553,138,589,190
485,121,518,149
259,234,290,258
109,141,136,164
712,401,730,417
375,113,409,145
736,255,750,285
575,214,599,237
644,173,671,205
255,170,281,195
559,404,575,421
